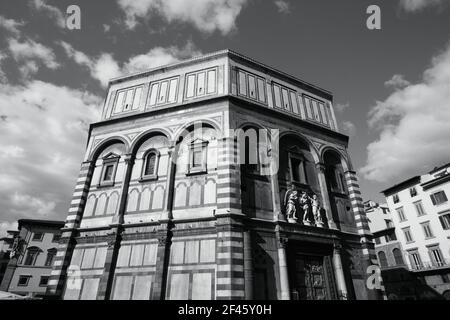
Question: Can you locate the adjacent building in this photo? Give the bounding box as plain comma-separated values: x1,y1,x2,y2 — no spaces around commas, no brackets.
0,219,64,298
0,230,18,284
378,163,450,299
46,50,383,300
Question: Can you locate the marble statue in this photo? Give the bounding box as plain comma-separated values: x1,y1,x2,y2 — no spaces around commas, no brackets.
285,190,298,222
310,194,324,227
300,192,312,225
284,186,324,227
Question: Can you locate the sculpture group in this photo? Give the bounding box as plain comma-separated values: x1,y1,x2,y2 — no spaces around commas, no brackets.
284,185,324,227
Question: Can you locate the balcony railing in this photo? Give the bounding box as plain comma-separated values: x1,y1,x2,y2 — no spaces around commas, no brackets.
411,259,450,271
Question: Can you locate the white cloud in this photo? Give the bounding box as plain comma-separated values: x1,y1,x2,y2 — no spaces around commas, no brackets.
361,44,450,183
274,0,291,14
0,145,25,158
0,51,7,83
8,38,59,78
117,0,248,35
335,102,350,113
29,0,65,28
61,41,201,86
341,121,356,137
384,74,411,89
0,80,102,221
0,221,18,238
399,0,446,12
11,192,56,217
0,15,24,36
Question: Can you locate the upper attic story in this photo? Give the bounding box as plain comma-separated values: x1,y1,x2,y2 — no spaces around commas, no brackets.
381,162,450,197
99,49,339,133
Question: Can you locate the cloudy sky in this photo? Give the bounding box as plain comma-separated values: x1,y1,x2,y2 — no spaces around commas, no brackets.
1,0,450,235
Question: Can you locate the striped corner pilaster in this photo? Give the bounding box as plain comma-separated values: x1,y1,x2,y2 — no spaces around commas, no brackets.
215,218,246,300
46,160,94,298
344,170,386,300
216,136,242,216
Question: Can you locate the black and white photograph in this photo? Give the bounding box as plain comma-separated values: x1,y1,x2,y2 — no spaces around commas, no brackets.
0,0,449,310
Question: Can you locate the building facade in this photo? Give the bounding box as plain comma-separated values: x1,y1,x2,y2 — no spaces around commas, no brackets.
365,201,404,269
0,219,64,298
380,164,450,299
46,50,383,300
0,230,18,284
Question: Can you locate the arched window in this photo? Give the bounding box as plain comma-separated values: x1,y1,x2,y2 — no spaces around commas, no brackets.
24,246,42,266
393,248,405,266
45,248,57,267
142,150,159,179
378,251,388,268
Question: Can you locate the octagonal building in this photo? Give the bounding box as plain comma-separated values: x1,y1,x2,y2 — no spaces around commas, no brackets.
47,50,383,300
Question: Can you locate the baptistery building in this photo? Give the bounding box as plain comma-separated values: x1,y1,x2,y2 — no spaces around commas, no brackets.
47,50,383,300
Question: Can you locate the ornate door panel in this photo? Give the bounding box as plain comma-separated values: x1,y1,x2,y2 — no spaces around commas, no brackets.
292,254,328,300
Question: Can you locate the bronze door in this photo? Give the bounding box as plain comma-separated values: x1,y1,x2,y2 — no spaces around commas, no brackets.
293,254,328,300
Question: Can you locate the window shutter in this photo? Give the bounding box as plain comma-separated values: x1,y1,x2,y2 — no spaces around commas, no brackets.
430,194,436,205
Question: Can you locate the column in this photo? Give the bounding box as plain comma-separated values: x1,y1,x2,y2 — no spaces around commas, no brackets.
97,154,134,300
152,145,176,300
46,160,95,298
315,162,337,229
270,172,284,221
276,232,290,300
215,136,246,300
160,144,176,221
243,229,253,300
344,170,385,300
332,243,348,300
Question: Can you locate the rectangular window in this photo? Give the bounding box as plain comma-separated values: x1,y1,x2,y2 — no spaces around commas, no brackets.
197,72,205,96
290,155,307,184
430,248,444,266
281,88,290,111
148,83,159,106
124,89,133,111
409,187,418,197
238,71,247,96
318,102,328,125
439,211,450,230
114,91,125,113
114,86,143,113
431,191,448,205
207,69,216,94
103,164,114,182
393,194,400,204
403,227,413,242
52,234,61,242
186,74,196,98
257,78,266,103
421,222,434,238
248,75,256,99
410,252,422,270
188,141,208,174
396,207,407,222
273,84,282,108
290,91,299,114
414,201,426,216
374,237,381,245
132,87,142,110
39,276,49,287
311,100,321,122
304,96,313,119
32,232,44,241
159,81,168,103
18,275,31,287
167,78,178,103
